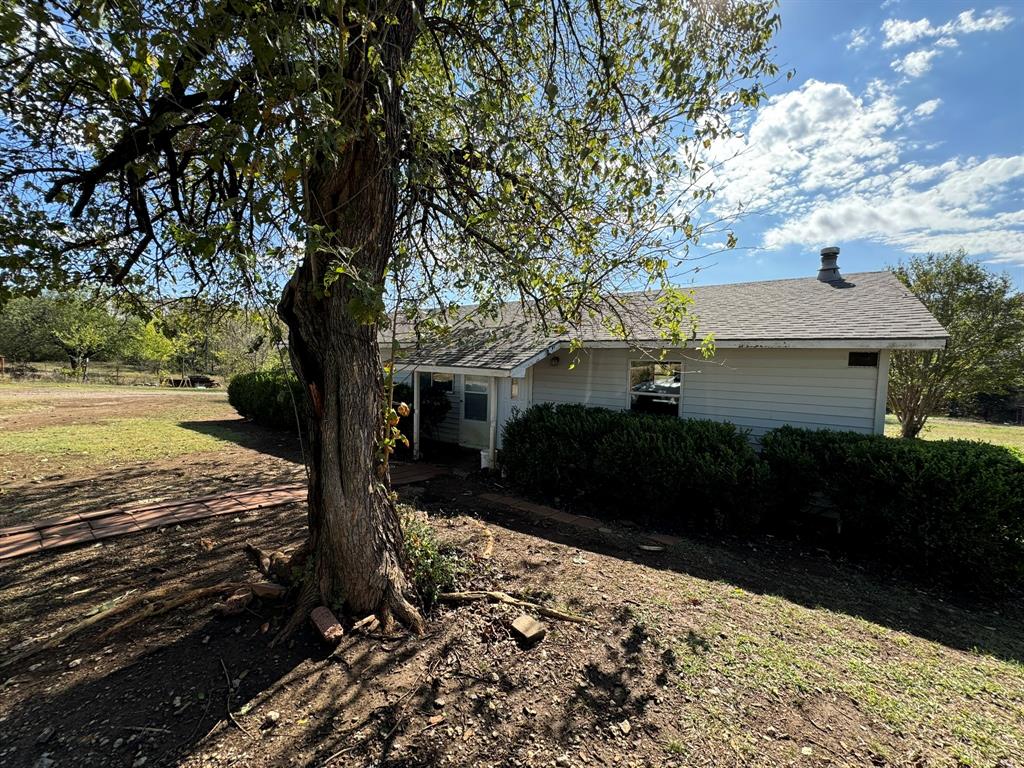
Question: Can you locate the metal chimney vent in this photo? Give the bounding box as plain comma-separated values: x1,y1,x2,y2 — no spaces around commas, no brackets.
817,246,842,282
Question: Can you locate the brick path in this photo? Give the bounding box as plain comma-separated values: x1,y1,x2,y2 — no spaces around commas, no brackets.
0,462,447,561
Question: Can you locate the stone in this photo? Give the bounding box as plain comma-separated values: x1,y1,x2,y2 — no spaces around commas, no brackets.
619,719,631,735
310,606,344,645
264,711,281,728
511,614,546,644
36,726,54,744
68,658,82,668
433,697,447,709
132,756,148,767
556,755,570,766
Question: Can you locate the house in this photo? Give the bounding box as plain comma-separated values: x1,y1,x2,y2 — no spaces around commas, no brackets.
391,247,948,463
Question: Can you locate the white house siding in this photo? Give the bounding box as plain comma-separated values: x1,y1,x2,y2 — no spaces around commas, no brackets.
681,348,881,438
495,370,531,448
530,348,638,410
529,347,884,440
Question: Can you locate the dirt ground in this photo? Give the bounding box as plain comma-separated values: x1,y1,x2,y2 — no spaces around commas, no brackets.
1,386,1022,768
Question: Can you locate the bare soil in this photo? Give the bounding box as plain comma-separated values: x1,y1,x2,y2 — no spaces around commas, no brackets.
1,386,1022,768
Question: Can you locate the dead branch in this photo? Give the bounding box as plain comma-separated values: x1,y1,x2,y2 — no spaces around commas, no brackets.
1,581,248,667
437,591,594,625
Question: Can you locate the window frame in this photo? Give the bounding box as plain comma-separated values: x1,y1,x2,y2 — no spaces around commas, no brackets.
627,358,682,417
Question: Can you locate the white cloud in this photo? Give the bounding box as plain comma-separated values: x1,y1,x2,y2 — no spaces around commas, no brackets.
703,80,1024,264
845,26,872,50
881,8,1014,48
912,98,943,117
703,79,903,214
892,48,942,77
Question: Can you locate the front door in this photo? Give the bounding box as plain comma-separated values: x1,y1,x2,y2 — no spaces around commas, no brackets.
459,375,490,448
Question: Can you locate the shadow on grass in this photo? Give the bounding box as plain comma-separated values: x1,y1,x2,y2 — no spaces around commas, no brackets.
0,418,305,528
419,478,1024,666
177,419,304,463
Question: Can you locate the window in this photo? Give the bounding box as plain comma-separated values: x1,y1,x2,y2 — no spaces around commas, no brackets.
419,372,453,392
848,352,879,367
464,376,488,421
629,360,681,416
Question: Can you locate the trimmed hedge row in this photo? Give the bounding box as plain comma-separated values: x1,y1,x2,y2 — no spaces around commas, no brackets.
761,426,1024,592
227,370,305,430
500,403,765,533
501,404,1024,592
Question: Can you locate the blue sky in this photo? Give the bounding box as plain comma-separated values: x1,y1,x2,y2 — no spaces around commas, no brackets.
685,0,1024,291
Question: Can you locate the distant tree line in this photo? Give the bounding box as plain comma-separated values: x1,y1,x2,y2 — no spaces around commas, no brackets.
0,294,282,382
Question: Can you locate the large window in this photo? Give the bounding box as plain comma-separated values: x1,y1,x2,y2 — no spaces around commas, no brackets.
629,360,681,416
419,372,453,392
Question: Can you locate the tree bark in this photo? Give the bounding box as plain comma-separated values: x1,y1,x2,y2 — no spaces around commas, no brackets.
275,0,422,634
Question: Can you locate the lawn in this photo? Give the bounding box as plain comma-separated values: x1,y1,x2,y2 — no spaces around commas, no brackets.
0,384,1022,767
885,413,1024,452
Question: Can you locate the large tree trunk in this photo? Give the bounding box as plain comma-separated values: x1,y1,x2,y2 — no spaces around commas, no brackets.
275,0,422,634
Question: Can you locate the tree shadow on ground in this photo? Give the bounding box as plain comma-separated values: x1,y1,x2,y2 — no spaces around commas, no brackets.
0,505,442,768
419,479,1024,666
177,419,305,463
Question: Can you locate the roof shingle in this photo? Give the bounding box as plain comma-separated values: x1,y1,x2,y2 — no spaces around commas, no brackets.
393,271,948,372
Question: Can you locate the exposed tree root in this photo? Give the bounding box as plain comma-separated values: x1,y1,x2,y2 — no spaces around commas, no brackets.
437,590,595,625
244,541,307,586
1,581,247,668
97,584,247,640
271,579,320,647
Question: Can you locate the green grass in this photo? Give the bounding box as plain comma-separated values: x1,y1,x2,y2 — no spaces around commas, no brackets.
645,572,1024,767
0,417,245,464
885,414,1024,452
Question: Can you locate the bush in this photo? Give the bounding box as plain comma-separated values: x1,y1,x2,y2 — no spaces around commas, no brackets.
762,425,1024,591
501,403,765,533
227,370,305,429
400,507,464,608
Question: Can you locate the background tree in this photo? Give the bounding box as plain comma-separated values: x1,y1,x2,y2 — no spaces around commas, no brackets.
0,295,68,362
0,0,780,631
889,251,1024,438
131,318,176,379
50,297,128,378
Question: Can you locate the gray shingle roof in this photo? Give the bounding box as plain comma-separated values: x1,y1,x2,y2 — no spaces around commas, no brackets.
393,271,948,372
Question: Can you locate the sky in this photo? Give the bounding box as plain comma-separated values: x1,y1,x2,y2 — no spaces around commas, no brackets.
684,0,1024,291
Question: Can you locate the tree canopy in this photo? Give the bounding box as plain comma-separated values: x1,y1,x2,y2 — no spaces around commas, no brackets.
0,0,782,629
889,251,1024,438
1,0,779,333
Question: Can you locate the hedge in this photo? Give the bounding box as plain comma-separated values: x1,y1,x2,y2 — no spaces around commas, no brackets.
500,403,765,533
227,370,306,430
502,407,1024,593
762,425,1024,591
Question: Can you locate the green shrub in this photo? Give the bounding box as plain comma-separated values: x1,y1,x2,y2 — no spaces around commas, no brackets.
762,426,1024,592
227,370,305,429
501,403,765,533
399,507,464,608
